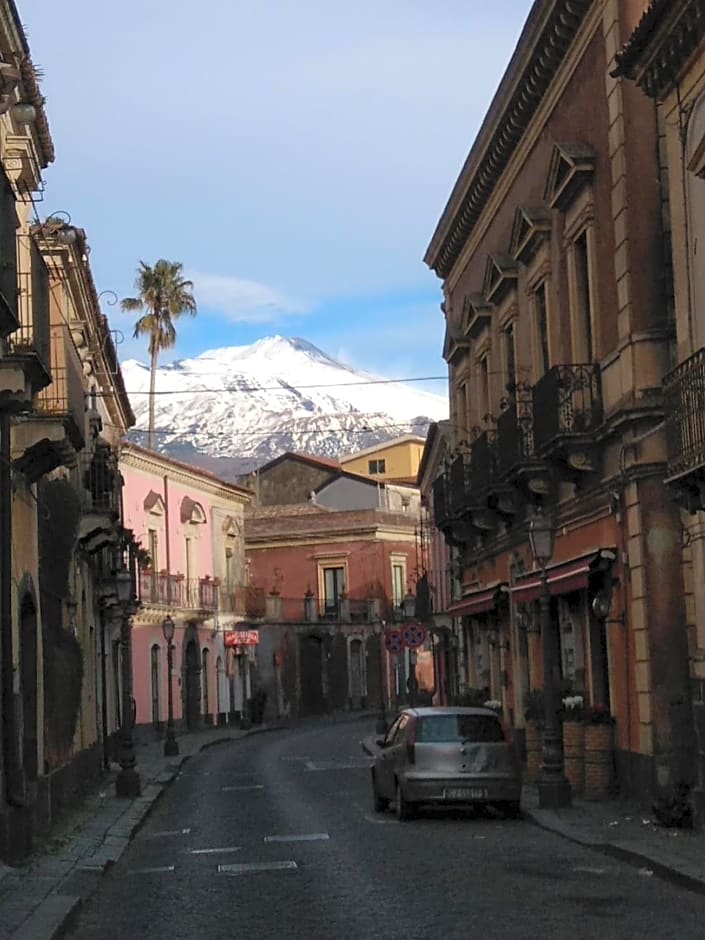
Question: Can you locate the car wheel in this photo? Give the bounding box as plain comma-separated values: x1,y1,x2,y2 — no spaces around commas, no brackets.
503,800,522,819
395,780,414,822
372,772,389,813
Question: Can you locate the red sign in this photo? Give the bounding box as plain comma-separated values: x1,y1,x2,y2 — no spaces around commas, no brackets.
384,629,404,655
225,629,260,647
402,622,426,650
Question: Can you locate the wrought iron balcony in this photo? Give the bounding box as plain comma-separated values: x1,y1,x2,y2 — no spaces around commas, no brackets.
76,445,121,552
532,363,603,462
0,170,18,339
139,573,220,612
34,324,86,450
497,385,536,478
6,247,51,396
449,453,471,516
664,347,705,485
470,430,496,495
432,471,450,529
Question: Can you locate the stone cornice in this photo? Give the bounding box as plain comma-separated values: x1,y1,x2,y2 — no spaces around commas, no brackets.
424,0,593,280
120,444,252,506
614,0,705,99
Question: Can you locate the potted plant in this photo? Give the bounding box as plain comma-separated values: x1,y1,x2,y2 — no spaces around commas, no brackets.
561,694,585,793
583,704,615,800
523,689,544,783
483,699,503,714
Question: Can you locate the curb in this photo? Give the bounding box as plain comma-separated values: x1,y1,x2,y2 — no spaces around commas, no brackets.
523,808,705,897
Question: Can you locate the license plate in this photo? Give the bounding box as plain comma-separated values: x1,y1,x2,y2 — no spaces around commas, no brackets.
444,787,488,800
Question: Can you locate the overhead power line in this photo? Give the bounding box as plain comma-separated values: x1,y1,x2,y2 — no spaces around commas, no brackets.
118,374,449,396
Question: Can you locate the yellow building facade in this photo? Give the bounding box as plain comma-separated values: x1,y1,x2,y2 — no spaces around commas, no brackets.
339,435,427,484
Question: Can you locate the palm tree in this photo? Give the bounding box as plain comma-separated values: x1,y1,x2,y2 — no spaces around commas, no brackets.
121,260,197,450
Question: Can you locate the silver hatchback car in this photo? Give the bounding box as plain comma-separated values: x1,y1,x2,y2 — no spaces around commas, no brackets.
370,706,522,821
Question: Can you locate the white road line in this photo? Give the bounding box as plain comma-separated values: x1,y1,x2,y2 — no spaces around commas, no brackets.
149,828,191,838
304,759,370,771
128,865,175,875
264,833,330,843
221,785,265,791
218,861,298,874
187,846,242,855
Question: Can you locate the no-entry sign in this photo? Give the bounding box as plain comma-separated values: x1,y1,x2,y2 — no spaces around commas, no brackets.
402,622,426,650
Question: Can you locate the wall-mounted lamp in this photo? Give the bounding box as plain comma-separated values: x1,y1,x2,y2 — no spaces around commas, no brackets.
11,101,36,125
591,588,625,625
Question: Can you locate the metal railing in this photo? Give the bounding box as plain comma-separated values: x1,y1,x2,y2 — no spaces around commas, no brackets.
449,453,470,517
432,472,450,528
664,347,705,480
80,445,120,515
139,574,219,611
532,363,602,454
497,383,536,477
7,246,50,373
35,324,85,448
470,429,496,495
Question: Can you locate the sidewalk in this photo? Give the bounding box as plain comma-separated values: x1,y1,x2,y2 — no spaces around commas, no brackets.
360,735,705,893
0,722,282,940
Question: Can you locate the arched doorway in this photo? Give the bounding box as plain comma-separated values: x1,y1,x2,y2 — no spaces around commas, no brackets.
299,634,324,715
185,639,201,730
20,596,38,781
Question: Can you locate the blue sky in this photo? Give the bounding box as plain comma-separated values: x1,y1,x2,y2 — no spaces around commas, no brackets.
19,1,533,398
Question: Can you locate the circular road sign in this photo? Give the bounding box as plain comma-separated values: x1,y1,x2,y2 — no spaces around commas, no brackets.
384,629,404,655
402,622,427,650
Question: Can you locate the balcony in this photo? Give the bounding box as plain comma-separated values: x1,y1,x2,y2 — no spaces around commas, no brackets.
5,249,51,397
0,169,18,340
532,363,603,472
76,445,121,553
432,472,450,530
497,385,552,498
469,430,497,529
664,347,705,510
234,594,383,624
139,574,219,612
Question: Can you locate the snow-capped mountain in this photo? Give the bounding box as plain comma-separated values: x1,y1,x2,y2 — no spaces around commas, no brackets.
120,336,448,480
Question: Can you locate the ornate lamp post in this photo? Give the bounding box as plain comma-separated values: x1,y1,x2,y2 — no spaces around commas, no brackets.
401,591,417,707
528,508,571,809
374,620,388,736
114,562,141,798
162,615,179,756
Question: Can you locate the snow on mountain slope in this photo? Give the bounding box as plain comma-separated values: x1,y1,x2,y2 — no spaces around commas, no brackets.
121,335,448,478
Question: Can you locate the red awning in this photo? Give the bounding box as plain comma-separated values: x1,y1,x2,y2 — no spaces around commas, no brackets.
510,550,611,604
446,581,506,617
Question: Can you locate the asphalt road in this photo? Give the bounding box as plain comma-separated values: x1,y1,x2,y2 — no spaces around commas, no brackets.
66,717,705,940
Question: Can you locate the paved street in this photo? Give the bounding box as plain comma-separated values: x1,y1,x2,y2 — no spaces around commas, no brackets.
65,718,705,940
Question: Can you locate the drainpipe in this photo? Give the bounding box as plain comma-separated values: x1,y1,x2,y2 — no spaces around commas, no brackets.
0,410,21,806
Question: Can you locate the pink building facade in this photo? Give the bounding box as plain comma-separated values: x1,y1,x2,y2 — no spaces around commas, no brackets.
119,445,252,731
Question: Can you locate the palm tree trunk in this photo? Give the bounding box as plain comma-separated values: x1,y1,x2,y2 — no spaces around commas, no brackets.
148,344,158,450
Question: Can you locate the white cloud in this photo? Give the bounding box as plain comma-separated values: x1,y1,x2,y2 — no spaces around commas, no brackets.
190,272,309,324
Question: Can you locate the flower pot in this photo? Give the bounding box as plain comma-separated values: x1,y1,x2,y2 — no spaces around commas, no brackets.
562,720,585,794
525,719,543,783
584,723,613,800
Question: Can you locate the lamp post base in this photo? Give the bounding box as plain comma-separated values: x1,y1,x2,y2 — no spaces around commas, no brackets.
537,774,571,809
116,767,141,798
164,734,179,757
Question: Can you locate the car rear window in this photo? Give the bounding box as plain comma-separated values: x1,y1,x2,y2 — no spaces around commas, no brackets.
416,714,505,743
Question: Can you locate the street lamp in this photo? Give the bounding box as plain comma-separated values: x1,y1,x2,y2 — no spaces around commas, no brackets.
401,591,418,707
114,562,141,798
162,615,179,756
528,508,571,809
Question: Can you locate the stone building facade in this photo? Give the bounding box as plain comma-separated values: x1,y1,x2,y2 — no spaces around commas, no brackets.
423,0,693,801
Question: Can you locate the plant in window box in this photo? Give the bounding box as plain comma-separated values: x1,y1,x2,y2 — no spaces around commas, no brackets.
483,699,502,713
583,704,614,800
561,695,585,794
523,689,544,783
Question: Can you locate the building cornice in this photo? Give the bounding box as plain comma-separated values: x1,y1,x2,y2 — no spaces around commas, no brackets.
613,0,705,99
424,0,593,280
120,445,252,505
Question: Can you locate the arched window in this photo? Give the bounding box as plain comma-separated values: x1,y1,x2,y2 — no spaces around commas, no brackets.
202,647,210,718
151,644,161,725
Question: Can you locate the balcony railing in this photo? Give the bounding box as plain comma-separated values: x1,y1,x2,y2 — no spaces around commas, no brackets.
139,573,219,611
432,472,450,528
497,385,536,478
532,363,603,455
80,445,120,516
449,453,470,516
470,430,496,495
35,324,86,449
7,246,51,380
664,347,705,481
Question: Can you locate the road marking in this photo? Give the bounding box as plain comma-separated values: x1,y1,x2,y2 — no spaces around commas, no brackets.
264,833,329,843
187,846,242,855
572,866,607,875
362,815,396,825
218,861,298,874
221,785,265,792
128,865,175,875
280,756,311,762
149,828,191,838
304,759,370,771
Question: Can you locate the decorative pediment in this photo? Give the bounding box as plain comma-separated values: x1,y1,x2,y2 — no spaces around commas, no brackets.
442,322,471,365
180,496,207,524
482,256,518,305
510,206,552,263
462,292,494,339
544,143,595,211
143,490,165,515
222,515,240,537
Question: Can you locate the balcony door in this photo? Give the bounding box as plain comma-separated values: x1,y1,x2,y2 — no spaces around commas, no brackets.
323,566,345,617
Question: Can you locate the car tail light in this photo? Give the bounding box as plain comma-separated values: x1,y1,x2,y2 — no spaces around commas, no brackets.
406,718,417,764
